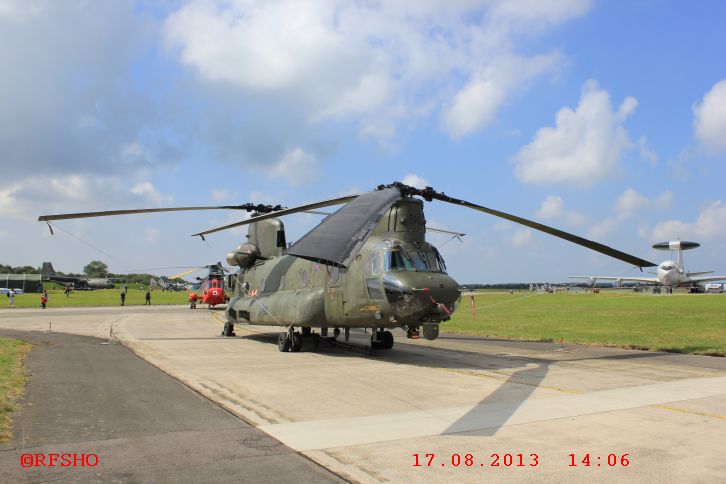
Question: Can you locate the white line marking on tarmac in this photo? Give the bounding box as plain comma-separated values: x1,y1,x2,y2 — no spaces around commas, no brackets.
259,376,726,451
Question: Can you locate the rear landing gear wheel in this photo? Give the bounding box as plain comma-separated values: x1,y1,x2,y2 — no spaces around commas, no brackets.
290,331,303,352
380,330,394,349
372,330,394,350
278,332,291,352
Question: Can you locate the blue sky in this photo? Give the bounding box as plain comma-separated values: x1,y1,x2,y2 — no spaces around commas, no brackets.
1,0,725,283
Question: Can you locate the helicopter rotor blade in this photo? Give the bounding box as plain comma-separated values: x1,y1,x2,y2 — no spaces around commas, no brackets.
169,268,205,280
191,194,359,238
38,203,285,222
285,187,402,268
387,182,657,268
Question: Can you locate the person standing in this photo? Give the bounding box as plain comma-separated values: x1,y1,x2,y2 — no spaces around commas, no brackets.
145,290,151,305
120,291,126,306
8,289,15,308
41,290,48,309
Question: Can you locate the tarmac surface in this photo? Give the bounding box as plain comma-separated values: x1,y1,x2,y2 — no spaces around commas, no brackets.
0,305,725,483
0,328,341,483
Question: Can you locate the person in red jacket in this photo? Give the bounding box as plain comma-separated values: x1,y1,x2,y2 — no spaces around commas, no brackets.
188,292,198,309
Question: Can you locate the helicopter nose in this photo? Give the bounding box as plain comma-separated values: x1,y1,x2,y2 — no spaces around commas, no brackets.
382,273,460,322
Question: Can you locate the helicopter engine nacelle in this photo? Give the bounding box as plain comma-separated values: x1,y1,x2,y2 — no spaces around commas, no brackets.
227,243,260,269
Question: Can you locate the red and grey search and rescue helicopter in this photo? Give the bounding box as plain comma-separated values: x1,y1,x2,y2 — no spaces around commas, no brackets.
38,182,656,354
170,263,229,308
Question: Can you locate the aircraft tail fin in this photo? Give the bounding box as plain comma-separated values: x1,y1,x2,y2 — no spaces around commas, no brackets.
41,262,57,276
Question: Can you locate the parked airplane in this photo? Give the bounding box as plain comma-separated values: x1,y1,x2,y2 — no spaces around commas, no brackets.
570,241,726,290
149,277,187,292
41,262,115,289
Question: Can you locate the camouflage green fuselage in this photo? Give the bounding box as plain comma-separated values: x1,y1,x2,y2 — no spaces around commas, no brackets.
225,198,460,335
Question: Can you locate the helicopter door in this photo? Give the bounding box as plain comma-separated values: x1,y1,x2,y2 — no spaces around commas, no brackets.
327,266,344,319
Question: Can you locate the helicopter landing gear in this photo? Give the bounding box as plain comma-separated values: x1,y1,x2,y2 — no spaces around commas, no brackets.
277,331,291,352
278,328,303,352
291,331,303,352
222,321,236,337
371,329,394,350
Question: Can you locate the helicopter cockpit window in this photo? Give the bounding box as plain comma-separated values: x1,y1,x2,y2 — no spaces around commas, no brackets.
411,251,430,271
365,253,382,277
385,250,414,272
432,246,447,273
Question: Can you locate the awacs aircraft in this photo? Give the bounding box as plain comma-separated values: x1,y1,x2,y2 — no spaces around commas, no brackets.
41,262,115,289
570,241,726,290
39,182,658,353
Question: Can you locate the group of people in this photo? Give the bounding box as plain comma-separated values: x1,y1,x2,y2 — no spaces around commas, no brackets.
119,285,152,306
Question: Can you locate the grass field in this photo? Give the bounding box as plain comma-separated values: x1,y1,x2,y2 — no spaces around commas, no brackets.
0,338,30,442
447,291,726,356
1,288,724,356
1,289,189,308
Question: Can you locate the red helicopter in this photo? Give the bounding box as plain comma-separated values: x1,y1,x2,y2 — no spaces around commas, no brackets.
172,263,229,308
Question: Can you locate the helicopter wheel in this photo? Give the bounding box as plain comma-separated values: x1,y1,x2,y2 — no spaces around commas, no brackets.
381,330,394,349
290,331,303,352
278,332,291,352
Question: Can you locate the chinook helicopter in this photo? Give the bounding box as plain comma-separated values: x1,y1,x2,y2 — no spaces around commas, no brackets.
39,182,656,353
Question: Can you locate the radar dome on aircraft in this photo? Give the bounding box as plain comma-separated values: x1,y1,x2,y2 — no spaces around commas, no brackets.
652,241,700,251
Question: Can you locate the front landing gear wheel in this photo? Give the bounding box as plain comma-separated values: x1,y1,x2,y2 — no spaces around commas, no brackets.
290,331,303,352
222,321,236,337
278,332,291,352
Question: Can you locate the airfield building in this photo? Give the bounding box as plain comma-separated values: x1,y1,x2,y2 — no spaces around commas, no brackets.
0,273,45,293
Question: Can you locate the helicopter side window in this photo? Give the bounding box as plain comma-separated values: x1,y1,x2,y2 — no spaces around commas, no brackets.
366,279,384,299
385,250,414,272
329,266,340,284
365,253,382,277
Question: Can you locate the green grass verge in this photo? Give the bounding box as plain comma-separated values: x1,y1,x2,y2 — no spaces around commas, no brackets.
446,292,726,356
0,338,30,442
1,289,190,308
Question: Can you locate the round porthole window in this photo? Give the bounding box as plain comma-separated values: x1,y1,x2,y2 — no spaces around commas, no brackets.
329,266,340,283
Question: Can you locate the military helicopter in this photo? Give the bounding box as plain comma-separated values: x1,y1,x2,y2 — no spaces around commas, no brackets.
39,182,656,353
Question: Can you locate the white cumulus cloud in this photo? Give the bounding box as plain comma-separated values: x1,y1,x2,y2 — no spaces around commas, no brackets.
587,188,673,238
535,195,586,226
693,79,726,154
270,147,318,186
401,174,430,189
512,228,533,248
164,0,590,145
651,201,726,241
514,79,637,186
